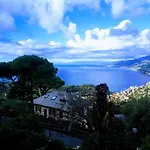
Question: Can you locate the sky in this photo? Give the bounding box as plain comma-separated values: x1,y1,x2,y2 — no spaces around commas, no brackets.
0,0,150,64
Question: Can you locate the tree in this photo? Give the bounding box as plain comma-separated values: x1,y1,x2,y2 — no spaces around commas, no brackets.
92,83,113,132
0,100,48,150
0,55,65,111
0,125,48,150
81,131,106,150
121,96,150,148
141,136,150,150
0,99,30,117
45,140,71,150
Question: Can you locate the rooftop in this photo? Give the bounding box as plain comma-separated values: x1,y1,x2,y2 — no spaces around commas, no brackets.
34,90,71,112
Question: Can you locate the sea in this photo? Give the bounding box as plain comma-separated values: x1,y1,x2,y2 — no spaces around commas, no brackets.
56,66,150,92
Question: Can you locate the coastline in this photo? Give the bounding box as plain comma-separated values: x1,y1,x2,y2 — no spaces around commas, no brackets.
120,66,150,76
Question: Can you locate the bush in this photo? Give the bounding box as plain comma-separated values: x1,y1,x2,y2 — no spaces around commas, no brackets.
119,96,150,147
81,131,106,150
0,99,30,116
45,139,71,150
141,136,150,150
0,125,48,150
121,98,137,117
129,97,150,126
11,114,43,133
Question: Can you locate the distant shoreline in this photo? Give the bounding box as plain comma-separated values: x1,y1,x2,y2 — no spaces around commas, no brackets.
56,65,150,76
120,67,150,76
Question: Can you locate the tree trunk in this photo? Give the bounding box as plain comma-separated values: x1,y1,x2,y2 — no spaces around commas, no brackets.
29,99,34,114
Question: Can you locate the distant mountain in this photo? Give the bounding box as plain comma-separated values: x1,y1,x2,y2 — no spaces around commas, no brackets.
114,55,150,75
138,63,150,75
114,55,150,67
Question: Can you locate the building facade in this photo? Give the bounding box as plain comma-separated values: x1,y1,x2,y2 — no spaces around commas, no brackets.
33,90,71,119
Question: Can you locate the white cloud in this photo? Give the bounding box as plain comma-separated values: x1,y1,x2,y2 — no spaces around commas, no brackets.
18,39,61,49
0,12,15,30
0,0,100,33
66,19,150,56
0,0,149,34
114,20,131,30
18,39,35,45
137,29,150,45
0,20,150,64
66,20,139,51
33,0,65,33
48,58,124,63
66,0,100,11
105,0,150,17
60,22,77,39
48,41,61,46
105,0,125,17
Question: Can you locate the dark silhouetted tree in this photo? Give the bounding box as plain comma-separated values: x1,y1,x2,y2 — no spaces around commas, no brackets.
0,55,65,111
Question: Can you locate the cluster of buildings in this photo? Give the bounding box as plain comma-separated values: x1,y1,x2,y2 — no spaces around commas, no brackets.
110,82,150,103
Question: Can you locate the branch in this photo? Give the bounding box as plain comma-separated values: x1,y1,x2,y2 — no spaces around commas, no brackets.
9,76,17,83
33,90,41,97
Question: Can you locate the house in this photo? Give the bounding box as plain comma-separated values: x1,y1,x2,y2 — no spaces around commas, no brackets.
33,90,72,119
34,90,93,121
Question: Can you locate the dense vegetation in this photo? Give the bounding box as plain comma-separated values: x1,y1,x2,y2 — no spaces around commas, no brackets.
60,84,95,93
80,95,150,150
0,55,65,111
0,55,150,150
0,100,48,149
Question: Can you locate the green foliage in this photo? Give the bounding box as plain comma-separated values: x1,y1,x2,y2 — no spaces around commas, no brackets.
0,55,65,112
106,118,127,150
108,118,126,133
81,118,135,150
121,98,137,117
45,139,72,150
0,100,48,149
60,84,95,94
129,97,150,126
10,114,43,133
0,99,30,116
0,125,48,150
141,136,150,150
81,132,106,150
79,84,95,93
0,62,13,78
82,95,150,150
119,96,150,147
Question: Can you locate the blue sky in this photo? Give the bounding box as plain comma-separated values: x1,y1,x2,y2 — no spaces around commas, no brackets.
0,0,150,64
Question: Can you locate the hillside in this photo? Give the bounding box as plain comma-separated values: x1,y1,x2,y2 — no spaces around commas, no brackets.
114,55,150,75
126,62,150,75
138,63,150,75
110,82,150,103
114,55,150,67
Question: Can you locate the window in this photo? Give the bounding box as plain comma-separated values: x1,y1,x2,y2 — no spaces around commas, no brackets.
44,95,49,98
38,107,41,113
35,105,38,111
44,109,47,117
51,96,57,100
59,98,66,102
